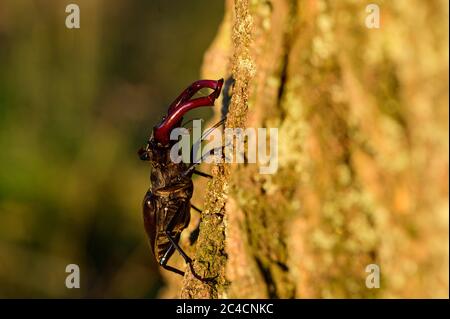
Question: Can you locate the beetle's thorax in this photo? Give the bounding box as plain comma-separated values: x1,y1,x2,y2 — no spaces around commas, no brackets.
148,140,190,189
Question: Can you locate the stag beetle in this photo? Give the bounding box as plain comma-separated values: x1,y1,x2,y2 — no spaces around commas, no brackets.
138,79,224,278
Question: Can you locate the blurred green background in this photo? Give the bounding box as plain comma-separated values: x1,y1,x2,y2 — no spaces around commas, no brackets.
0,0,223,297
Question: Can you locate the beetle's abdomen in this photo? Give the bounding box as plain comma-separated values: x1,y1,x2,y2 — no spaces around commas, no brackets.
143,181,193,263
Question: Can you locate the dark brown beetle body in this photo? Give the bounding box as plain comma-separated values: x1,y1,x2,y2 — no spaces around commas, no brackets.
139,79,223,277
142,141,193,271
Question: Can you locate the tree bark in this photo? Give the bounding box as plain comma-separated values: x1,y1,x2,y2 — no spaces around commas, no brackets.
161,0,449,298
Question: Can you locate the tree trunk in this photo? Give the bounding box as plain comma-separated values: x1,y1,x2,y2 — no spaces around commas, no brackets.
161,0,449,298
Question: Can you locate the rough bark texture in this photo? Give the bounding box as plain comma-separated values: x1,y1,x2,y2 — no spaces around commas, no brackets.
161,0,449,298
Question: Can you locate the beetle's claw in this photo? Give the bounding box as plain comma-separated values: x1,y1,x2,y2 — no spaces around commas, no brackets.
152,78,224,146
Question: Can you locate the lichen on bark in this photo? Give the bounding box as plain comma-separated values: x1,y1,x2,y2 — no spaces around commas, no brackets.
172,0,448,299
180,0,254,298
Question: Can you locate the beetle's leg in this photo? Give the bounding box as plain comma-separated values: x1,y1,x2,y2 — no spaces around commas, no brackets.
184,146,225,177
189,117,227,164
161,264,185,276
164,230,217,281
164,231,192,263
200,118,227,141
190,118,226,160
190,203,202,213
159,244,186,277
193,169,212,179
160,244,175,266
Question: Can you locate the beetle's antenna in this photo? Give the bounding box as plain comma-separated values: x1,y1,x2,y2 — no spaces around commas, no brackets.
182,118,203,128
190,117,227,163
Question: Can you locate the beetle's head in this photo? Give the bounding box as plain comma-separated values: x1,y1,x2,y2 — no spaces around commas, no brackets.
138,79,223,164
137,137,173,164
